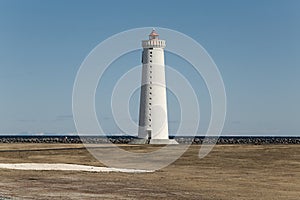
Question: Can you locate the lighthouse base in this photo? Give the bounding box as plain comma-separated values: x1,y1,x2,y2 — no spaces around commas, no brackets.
149,139,178,144
130,138,178,145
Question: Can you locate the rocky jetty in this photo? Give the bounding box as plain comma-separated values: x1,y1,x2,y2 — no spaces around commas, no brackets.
0,136,299,144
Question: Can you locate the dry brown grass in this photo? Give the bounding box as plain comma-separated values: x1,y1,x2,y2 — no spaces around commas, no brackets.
0,144,299,199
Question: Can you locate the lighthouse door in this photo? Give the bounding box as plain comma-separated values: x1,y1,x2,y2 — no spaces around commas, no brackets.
147,130,152,140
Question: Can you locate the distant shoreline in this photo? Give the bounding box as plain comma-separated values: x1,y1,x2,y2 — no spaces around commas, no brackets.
0,136,299,145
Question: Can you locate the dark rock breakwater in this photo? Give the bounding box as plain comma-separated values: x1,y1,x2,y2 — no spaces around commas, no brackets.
0,136,299,144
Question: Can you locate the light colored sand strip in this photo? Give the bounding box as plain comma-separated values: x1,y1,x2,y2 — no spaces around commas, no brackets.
0,163,153,173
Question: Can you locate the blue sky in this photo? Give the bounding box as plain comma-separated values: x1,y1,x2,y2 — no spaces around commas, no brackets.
0,0,299,135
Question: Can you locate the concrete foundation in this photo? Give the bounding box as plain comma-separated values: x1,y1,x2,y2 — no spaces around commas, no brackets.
129,138,178,145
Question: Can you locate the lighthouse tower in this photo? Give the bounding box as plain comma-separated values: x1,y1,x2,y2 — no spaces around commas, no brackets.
136,29,178,144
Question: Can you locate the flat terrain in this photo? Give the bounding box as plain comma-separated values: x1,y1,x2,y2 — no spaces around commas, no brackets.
0,144,299,200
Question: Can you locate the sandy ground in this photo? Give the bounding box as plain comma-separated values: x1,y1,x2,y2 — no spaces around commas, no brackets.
0,144,299,200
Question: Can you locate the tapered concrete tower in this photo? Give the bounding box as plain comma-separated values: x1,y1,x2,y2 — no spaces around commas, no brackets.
136,29,177,144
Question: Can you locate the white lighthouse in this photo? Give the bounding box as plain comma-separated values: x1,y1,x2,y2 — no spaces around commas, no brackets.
136,29,178,144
